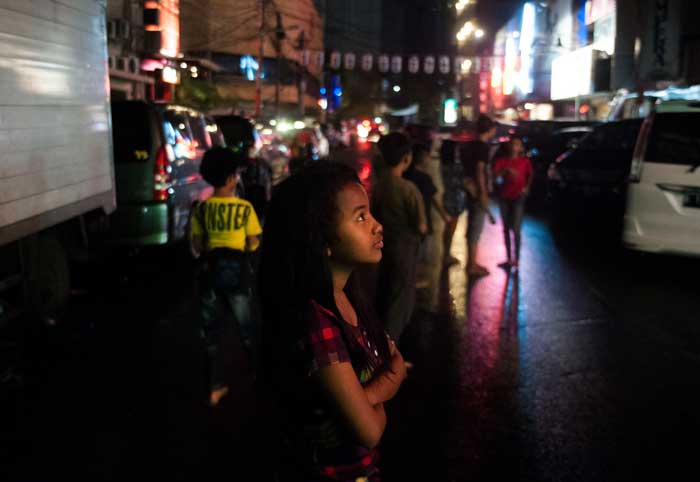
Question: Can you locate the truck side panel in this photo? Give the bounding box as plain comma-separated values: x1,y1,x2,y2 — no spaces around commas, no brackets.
0,0,115,246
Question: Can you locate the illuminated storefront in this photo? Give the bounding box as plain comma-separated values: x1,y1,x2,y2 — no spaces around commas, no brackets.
143,0,181,100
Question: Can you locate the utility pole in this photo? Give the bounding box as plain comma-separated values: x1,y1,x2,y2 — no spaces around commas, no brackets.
255,0,266,118
297,30,306,117
275,12,284,119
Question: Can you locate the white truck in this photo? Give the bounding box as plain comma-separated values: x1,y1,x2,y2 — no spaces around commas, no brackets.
0,0,115,322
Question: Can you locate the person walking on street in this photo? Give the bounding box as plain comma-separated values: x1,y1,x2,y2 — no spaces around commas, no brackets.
439,136,466,267
373,133,427,343
460,115,497,277
259,163,407,481
404,143,453,242
190,147,263,407
492,137,533,270
405,143,453,308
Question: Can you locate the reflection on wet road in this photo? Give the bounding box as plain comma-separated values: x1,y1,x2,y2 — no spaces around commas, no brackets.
383,205,700,482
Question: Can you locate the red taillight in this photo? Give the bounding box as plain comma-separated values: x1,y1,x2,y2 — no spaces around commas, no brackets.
154,146,172,201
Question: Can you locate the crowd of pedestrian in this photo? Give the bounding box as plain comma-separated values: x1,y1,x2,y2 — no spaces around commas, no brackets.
187,112,532,481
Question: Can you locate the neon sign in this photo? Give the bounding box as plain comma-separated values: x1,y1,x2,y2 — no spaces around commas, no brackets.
240,55,259,81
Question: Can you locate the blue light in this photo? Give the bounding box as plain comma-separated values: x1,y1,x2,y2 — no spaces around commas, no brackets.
334,87,342,97
320,87,327,95
240,55,259,82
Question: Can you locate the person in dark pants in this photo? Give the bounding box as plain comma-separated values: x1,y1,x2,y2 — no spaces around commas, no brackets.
492,137,533,270
372,133,427,343
460,115,497,277
190,147,263,407
439,138,466,266
404,143,453,241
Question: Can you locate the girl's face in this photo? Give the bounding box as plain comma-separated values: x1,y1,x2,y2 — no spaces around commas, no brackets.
329,183,384,267
510,138,524,157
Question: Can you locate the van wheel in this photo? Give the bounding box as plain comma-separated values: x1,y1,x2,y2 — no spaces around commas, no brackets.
25,234,70,325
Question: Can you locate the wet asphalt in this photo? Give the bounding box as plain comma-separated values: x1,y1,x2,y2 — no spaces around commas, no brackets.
2,156,700,482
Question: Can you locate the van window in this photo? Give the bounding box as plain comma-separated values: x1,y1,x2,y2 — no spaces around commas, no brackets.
111,102,152,163
646,113,700,165
187,113,211,149
163,110,196,159
206,117,226,147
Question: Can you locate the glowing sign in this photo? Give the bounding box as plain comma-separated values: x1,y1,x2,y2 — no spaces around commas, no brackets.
162,66,179,84
443,98,458,124
240,55,259,81
551,46,594,100
518,2,535,94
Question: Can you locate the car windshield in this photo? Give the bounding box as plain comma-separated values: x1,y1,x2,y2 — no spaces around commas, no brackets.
646,113,700,166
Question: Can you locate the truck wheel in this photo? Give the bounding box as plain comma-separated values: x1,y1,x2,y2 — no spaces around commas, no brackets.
26,234,70,324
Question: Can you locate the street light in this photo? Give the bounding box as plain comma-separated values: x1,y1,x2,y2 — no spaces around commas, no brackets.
455,0,471,12
393,85,401,93
475,29,485,39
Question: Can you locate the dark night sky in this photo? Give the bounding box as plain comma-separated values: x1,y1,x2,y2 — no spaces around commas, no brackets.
475,0,526,33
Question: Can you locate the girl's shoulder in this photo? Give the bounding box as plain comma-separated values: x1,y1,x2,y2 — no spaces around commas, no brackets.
303,299,345,334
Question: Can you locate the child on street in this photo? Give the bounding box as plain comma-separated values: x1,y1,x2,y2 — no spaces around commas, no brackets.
259,163,407,481
190,147,263,407
492,137,533,270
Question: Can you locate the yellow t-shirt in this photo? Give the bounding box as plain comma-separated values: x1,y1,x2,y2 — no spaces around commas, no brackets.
190,196,262,252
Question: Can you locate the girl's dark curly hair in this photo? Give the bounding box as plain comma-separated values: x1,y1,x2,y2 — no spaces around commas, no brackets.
259,162,390,385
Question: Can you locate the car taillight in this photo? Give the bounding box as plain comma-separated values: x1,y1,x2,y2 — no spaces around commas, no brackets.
154,145,173,201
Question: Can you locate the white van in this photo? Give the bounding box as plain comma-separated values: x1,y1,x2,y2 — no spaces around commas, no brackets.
623,100,700,256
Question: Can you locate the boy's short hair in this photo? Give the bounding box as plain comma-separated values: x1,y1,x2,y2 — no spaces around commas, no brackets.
377,132,412,167
475,114,495,135
200,146,247,188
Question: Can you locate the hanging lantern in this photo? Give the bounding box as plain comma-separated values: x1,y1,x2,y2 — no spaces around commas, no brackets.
344,53,356,70
302,50,310,67
378,55,389,73
315,51,325,68
454,56,465,74
361,53,373,71
408,55,420,74
330,51,341,69
391,55,402,73
439,55,450,74
424,56,435,74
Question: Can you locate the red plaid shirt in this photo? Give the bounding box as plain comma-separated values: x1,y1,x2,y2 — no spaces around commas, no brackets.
288,299,383,481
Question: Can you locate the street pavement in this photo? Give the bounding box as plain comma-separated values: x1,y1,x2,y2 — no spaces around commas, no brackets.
2,182,700,481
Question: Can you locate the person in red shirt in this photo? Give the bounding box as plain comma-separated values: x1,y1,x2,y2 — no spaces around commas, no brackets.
492,137,533,269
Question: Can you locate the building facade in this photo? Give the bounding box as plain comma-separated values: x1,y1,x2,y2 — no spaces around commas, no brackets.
180,0,323,117
107,0,181,101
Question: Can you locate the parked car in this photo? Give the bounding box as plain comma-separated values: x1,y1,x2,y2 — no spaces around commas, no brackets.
547,118,643,224
109,101,216,245
528,126,595,201
205,116,226,147
516,119,600,153
623,100,700,256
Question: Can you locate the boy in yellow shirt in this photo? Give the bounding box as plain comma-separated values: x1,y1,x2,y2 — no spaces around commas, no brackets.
191,147,262,406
